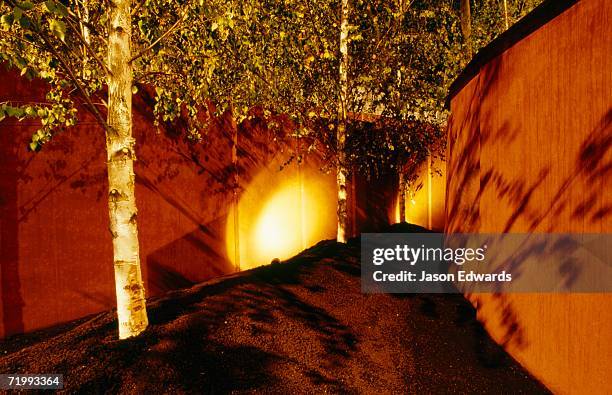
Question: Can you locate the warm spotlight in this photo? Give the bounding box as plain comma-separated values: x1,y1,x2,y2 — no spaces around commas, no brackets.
226,156,336,269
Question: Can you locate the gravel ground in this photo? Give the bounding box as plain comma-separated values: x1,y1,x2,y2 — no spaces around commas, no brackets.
0,231,550,394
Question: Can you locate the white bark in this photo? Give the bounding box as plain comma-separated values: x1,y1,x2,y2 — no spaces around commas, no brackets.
460,0,472,58
77,1,90,60
427,154,432,230
231,116,240,271
399,171,406,223
503,0,509,29
350,166,357,236
297,136,307,250
336,0,349,243
107,0,148,339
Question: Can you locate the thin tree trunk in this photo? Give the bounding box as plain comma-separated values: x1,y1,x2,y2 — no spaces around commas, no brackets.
427,154,432,230
107,0,148,339
503,0,509,29
350,165,357,237
398,171,406,223
231,110,240,272
297,133,307,249
76,0,90,76
460,0,472,58
336,0,349,243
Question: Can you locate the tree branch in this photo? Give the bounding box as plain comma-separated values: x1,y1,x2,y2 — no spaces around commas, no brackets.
131,0,146,16
129,10,187,64
1,30,47,51
65,8,107,44
3,0,108,128
64,17,112,75
39,33,109,129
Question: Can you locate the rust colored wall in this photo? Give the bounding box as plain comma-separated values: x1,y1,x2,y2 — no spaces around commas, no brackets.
0,70,328,338
0,63,406,338
446,0,611,393
0,70,244,337
394,157,446,231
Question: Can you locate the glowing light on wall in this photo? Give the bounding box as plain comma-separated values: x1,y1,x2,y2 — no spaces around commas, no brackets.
254,183,307,262
394,157,446,230
226,156,336,270
395,192,423,224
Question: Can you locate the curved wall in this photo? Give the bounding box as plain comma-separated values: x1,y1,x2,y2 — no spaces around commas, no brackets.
394,158,446,231
0,69,344,338
0,63,407,338
446,0,611,393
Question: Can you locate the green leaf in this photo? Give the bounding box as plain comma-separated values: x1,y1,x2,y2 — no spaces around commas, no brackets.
49,19,66,41
54,2,68,17
19,15,31,29
138,19,146,35
44,1,68,17
43,1,55,13
6,106,25,118
19,1,34,10
24,106,36,116
1,14,14,29
13,7,23,22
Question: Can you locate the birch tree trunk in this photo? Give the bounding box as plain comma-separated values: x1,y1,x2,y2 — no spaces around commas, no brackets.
336,0,349,243
398,171,406,223
231,111,240,272
107,0,148,339
460,0,472,58
503,0,509,29
76,0,90,75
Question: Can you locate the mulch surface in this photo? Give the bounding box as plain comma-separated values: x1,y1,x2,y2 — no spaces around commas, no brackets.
0,229,549,394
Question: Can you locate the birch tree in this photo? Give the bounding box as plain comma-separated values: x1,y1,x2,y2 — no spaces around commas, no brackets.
155,0,546,235
0,0,211,339
186,0,455,233
470,0,544,50
106,0,146,340
166,0,351,241
336,0,349,242
460,0,472,59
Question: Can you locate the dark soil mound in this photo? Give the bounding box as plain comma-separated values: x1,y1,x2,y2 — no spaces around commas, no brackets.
0,239,549,394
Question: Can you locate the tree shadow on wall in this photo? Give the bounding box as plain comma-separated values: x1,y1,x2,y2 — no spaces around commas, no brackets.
448,78,612,349
132,90,342,301
447,36,611,345
0,97,106,337
145,214,235,296
0,82,298,337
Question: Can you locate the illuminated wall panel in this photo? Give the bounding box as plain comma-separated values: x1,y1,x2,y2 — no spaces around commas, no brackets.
394,157,446,231
226,155,336,269
446,0,612,393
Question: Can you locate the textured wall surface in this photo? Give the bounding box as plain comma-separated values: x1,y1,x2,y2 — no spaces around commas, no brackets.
446,0,611,393
0,69,342,338
395,158,446,231
0,62,422,338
